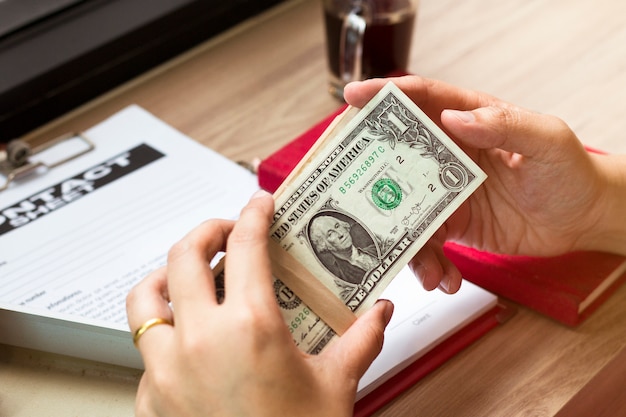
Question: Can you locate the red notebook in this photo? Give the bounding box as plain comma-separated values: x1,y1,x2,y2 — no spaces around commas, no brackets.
443,244,626,326
258,107,626,327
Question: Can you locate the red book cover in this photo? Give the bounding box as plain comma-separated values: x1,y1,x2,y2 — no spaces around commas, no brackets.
257,107,626,327
443,243,626,326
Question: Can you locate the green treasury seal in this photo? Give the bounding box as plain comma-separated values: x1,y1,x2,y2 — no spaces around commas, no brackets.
371,178,402,210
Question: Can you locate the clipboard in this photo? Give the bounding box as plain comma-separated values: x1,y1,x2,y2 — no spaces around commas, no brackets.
0,134,95,192
0,105,262,369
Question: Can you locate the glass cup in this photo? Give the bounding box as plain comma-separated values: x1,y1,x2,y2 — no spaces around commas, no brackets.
322,0,418,99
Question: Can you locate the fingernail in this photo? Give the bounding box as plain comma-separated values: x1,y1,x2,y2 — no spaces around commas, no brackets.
413,263,438,291
447,109,475,123
410,262,426,283
438,277,451,294
379,300,394,325
251,189,271,199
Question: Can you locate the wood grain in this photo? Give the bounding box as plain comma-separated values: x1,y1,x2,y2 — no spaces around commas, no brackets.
554,345,626,417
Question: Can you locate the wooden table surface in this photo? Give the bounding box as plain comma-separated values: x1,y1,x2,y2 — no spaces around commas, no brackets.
2,0,626,416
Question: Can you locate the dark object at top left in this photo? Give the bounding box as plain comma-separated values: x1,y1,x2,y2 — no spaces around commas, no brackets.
0,0,286,142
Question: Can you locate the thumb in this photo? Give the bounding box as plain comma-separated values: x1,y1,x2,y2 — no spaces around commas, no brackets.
441,106,575,158
323,300,394,380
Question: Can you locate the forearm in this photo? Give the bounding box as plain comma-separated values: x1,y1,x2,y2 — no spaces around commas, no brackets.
585,153,626,255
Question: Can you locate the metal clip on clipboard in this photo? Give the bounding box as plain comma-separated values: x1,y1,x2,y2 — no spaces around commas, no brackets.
0,133,95,192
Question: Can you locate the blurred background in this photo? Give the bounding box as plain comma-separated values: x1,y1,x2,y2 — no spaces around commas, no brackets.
0,0,288,142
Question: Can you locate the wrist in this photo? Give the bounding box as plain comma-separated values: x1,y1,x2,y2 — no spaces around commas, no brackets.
584,154,626,255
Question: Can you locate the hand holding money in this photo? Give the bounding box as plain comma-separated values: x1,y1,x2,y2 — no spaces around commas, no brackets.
268,82,487,353
346,75,620,281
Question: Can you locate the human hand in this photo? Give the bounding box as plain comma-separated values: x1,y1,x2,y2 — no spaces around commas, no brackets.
126,190,394,417
345,76,607,293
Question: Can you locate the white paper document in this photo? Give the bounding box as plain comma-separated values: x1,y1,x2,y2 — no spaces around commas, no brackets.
0,106,498,398
357,267,497,399
0,105,260,367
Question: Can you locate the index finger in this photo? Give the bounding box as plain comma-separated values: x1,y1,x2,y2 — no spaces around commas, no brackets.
223,190,275,305
344,75,504,120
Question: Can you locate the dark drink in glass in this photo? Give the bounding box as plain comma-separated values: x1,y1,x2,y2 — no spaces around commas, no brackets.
322,1,417,99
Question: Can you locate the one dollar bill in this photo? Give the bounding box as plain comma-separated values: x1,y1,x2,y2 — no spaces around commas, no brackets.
216,82,487,353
